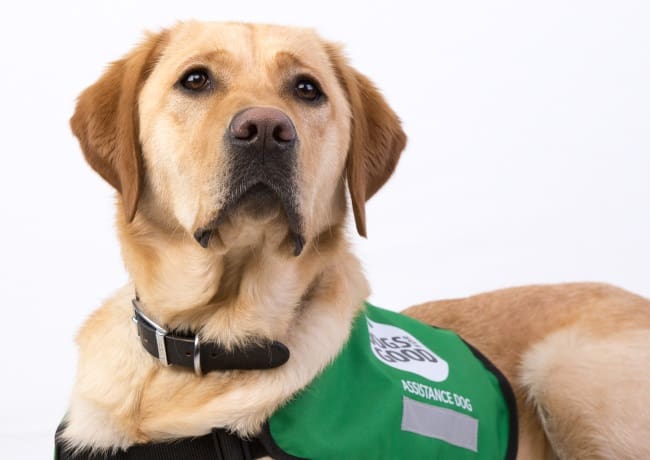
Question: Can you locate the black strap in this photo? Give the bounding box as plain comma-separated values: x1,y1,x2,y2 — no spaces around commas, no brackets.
212,429,262,460
55,423,270,460
133,300,290,374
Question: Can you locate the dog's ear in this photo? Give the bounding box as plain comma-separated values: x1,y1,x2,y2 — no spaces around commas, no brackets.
70,31,168,222
326,44,407,237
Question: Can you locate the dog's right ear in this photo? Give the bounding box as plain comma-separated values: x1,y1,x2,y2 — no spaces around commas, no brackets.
70,31,168,222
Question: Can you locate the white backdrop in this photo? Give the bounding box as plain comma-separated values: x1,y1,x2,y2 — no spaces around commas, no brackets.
1,1,648,457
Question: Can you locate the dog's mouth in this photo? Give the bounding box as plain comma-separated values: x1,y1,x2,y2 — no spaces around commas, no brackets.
233,183,284,217
194,180,305,256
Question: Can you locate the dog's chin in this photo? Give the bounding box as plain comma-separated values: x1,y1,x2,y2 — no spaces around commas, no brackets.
235,183,284,221
194,184,305,256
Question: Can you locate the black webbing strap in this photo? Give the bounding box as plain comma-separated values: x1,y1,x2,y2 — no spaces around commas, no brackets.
55,424,268,460
212,429,254,460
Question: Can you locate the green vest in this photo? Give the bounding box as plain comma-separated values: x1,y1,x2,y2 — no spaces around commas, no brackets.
266,303,517,459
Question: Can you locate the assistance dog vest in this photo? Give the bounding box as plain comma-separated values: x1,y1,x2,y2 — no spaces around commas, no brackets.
265,303,518,459
55,302,517,460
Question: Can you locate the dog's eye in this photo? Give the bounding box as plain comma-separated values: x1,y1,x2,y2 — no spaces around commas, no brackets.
294,78,323,102
179,68,211,92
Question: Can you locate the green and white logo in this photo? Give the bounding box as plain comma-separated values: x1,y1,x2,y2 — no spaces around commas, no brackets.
367,317,449,382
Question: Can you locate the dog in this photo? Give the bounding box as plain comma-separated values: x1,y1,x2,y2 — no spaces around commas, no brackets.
59,21,650,459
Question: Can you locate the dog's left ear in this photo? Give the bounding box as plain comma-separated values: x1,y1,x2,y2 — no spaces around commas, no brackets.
70,31,168,222
326,44,407,237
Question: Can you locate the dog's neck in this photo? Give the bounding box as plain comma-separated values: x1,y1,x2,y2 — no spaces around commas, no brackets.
117,209,357,347
63,208,369,450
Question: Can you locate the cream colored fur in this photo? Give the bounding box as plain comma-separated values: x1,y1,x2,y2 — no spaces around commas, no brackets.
521,328,650,459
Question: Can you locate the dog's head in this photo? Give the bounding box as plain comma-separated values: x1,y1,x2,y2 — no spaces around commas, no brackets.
71,22,406,257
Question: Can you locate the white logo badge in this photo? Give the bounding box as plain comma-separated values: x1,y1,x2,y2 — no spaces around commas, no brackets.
367,317,449,382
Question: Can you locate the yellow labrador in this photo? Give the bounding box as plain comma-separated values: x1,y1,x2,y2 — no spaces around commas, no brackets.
60,21,650,459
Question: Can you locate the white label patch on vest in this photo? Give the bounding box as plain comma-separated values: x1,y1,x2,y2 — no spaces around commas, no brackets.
366,317,449,382
401,396,479,452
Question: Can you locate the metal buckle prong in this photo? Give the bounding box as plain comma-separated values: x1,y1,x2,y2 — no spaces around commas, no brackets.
156,330,169,366
193,335,202,376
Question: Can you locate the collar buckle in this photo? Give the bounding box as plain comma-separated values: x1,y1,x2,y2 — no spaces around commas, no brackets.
130,296,290,374
132,298,171,367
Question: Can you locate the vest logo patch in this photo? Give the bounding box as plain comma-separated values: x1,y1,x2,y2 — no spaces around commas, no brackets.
366,317,449,382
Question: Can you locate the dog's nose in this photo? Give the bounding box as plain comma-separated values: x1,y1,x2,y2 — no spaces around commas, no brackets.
229,107,296,150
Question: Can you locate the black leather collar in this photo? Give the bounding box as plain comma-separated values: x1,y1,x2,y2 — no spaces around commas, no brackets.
132,298,290,375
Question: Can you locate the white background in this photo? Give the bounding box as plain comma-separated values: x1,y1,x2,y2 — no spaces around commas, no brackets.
1,1,648,457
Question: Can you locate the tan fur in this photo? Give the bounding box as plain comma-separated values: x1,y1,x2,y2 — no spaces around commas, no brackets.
65,20,650,459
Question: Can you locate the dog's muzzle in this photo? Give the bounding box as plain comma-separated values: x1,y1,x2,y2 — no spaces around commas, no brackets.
194,107,305,255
